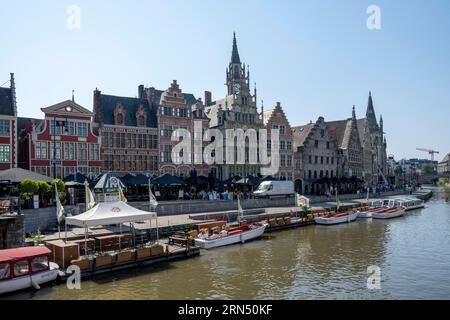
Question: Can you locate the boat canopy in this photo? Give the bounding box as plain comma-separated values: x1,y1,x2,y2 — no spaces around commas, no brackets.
65,201,157,227
0,247,51,263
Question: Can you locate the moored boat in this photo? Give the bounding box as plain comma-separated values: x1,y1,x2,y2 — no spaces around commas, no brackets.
396,198,425,211
357,205,388,218
372,206,406,219
315,211,359,225
0,246,60,295
194,224,267,249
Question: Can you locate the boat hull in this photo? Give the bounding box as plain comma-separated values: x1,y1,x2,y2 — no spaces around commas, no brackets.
357,211,373,218
0,263,59,295
372,208,405,219
315,212,358,225
404,204,425,211
194,225,266,249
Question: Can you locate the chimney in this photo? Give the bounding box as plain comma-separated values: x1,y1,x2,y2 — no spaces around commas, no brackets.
138,85,145,99
93,88,103,124
10,73,17,116
204,91,212,106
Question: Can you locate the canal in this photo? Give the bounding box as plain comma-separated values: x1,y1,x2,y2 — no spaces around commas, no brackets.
5,193,450,300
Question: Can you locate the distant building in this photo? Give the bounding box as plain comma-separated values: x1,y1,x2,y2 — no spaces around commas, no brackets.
438,153,450,175
326,106,364,180
292,117,338,194
0,73,18,170
19,99,102,178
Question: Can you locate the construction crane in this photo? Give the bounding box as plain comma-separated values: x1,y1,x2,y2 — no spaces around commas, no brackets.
416,148,440,161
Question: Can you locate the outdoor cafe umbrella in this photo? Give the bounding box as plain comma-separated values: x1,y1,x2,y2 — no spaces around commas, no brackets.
151,174,186,187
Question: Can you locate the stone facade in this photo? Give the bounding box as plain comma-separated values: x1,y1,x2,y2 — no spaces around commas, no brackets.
263,102,294,180
326,107,364,180
205,33,264,181
0,214,24,249
357,92,388,185
292,117,338,194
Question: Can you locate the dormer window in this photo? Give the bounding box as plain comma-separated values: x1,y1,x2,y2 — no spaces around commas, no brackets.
136,105,147,127
114,103,126,126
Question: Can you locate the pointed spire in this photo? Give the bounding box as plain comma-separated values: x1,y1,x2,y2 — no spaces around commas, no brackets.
231,32,241,64
366,91,378,131
261,100,264,123
352,105,356,120
72,90,75,102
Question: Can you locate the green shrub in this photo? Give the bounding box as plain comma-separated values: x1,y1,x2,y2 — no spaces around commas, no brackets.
19,179,39,199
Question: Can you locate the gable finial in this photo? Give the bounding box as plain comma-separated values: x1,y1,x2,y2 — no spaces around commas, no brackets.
72,90,75,102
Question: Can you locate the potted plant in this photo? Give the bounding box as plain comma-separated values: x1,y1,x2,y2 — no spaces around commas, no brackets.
38,181,51,208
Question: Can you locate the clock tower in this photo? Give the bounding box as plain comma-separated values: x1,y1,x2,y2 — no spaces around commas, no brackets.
226,32,251,98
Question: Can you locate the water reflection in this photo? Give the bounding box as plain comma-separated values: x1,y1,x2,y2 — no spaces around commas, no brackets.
4,195,450,300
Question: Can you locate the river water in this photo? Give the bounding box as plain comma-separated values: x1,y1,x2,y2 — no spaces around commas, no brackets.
5,193,450,300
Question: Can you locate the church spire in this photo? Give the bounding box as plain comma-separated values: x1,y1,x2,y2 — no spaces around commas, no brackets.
231,32,241,64
366,91,378,131
352,105,356,120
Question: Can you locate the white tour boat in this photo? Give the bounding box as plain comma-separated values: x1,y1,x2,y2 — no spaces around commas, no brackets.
396,198,425,211
0,246,60,295
372,206,406,219
315,211,359,225
357,200,386,218
194,224,267,249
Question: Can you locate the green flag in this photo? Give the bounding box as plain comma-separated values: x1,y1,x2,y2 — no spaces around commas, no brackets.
55,185,64,224
149,183,158,209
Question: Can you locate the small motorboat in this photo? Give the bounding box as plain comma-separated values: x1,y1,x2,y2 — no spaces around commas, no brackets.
0,246,60,295
194,223,267,249
315,211,359,225
372,206,406,219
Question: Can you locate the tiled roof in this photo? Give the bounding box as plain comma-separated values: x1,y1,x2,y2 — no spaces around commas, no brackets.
0,87,14,116
326,119,351,149
99,94,158,128
292,123,315,149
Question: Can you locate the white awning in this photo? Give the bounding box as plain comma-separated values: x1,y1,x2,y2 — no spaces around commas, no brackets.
65,201,157,227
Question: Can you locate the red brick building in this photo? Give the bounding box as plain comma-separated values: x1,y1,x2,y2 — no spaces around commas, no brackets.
0,73,18,170
18,99,102,178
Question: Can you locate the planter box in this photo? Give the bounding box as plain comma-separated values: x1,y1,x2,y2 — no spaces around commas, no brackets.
150,245,164,256
116,251,135,264
136,247,151,260
95,255,113,268
70,257,92,271
46,240,80,269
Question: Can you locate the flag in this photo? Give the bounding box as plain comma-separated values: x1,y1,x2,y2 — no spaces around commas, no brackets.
237,195,243,216
85,183,96,209
149,183,158,209
119,185,127,203
55,185,64,224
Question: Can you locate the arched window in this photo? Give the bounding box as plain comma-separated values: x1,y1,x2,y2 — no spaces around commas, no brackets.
320,170,323,178
314,171,317,179
308,170,312,179
326,170,329,177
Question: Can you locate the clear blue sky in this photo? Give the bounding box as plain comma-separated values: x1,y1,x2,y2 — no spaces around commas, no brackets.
1,0,449,160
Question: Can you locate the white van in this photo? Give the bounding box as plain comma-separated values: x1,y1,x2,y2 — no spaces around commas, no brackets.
253,180,295,198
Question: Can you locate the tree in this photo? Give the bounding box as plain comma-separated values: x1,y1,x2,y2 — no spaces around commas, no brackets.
19,179,39,199
51,179,66,202
394,165,403,176
51,179,65,193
